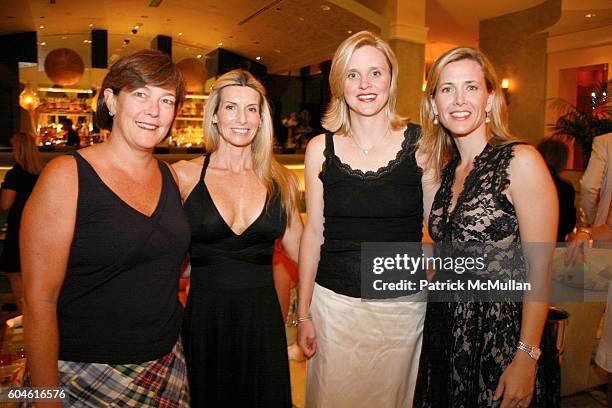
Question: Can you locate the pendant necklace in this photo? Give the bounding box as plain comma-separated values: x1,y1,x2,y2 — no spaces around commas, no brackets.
350,126,390,155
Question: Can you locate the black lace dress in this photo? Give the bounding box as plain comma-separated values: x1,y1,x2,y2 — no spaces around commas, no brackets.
414,143,559,407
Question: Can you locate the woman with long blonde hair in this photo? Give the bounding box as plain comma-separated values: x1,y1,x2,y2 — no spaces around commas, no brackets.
172,69,302,407
1,132,44,312
297,31,434,407
414,47,557,407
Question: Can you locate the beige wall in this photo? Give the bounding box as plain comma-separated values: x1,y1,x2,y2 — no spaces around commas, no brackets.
390,39,425,123
479,0,562,146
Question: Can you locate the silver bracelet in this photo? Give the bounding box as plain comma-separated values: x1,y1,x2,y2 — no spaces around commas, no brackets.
292,314,312,327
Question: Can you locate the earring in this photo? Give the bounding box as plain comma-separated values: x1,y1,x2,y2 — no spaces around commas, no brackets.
433,114,439,125
109,111,115,117
485,111,490,124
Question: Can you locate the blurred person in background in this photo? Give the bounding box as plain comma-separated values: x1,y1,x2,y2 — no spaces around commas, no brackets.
537,138,576,242
0,132,44,313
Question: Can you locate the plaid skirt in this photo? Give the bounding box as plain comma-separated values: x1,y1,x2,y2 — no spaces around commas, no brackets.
54,340,189,407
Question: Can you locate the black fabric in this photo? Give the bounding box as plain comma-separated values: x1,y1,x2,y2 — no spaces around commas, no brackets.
415,143,559,407
551,171,576,242
65,129,79,147
182,154,291,407
316,124,424,298
0,164,38,272
58,152,190,364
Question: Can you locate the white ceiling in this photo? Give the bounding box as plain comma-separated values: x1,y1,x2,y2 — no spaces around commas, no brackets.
0,0,610,73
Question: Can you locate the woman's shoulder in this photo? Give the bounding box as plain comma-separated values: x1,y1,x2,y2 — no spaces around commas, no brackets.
171,156,204,176
304,133,328,159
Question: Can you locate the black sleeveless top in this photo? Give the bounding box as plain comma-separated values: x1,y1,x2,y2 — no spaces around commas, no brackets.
58,152,190,364
316,124,424,298
184,154,287,291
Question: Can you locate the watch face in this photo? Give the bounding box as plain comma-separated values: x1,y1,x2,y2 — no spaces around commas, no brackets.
530,348,542,360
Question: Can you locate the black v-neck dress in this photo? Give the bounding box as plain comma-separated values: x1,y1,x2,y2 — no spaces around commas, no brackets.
182,155,291,407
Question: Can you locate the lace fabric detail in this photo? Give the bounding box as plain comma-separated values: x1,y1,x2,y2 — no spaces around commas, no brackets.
320,125,419,181
429,142,524,244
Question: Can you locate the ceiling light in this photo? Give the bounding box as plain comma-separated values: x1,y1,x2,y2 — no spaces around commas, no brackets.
347,30,352,34
88,23,93,27
61,36,67,39
320,5,331,11
298,16,304,21
585,13,596,18
39,25,45,29
83,40,88,43
38,87,94,94
40,41,46,46
178,32,183,36
218,42,223,46
256,56,261,61
196,54,202,59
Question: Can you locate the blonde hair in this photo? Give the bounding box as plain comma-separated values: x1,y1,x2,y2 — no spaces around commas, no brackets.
323,31,407,135
419,47,514,179
203,69,299,219
10,132,44,175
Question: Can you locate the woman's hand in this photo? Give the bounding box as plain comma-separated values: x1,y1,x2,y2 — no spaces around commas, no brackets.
493,352,537,408
564,230,590,266
297,319,317,359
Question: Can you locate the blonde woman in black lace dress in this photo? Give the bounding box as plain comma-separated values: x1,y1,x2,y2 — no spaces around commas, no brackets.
414,47,557,408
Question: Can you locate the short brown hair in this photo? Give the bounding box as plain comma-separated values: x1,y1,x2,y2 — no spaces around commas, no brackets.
537,138,569,173
96,49,185,130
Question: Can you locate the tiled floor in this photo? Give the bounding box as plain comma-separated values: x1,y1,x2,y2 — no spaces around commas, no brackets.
561,386,608,407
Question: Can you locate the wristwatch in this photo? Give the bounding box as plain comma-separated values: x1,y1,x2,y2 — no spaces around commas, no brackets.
577,227,593,240
517,341,541,361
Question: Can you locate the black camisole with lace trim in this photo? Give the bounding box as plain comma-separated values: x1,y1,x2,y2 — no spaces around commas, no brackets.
316,124,424,298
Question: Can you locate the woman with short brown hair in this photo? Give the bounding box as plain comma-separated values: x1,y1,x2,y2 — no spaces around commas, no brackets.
22,49,190,407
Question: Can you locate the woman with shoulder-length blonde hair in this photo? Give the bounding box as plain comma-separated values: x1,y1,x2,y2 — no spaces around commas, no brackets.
414,47,557,407
297,30,434,407
1,132,44,313
172,68,302,407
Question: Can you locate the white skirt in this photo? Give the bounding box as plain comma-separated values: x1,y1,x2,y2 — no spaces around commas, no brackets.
306,284,427,408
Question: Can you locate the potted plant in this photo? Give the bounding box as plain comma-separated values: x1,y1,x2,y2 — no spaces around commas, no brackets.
548,80,611,166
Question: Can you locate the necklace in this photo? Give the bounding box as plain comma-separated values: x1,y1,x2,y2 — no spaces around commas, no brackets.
350,126,390,155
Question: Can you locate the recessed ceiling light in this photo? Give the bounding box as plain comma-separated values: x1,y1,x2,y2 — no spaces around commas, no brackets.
320,5,331,11
218,42,223,46
39,25,45,29
178,32,183,36
83,40,88,43
256,56,261,61
89,23,93,27
40,41,46,46
347,30,352,34
585,13,596,18
196,54,202,59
